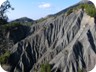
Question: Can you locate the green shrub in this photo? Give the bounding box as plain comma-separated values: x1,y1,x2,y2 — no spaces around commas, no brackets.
1,22,21,30
2,21,33,29
0,51,11,64
23,22,33,26
85,5,96,17
79,3,96,17
78,68,83,72
5,22,21,28
40,63,51,72
67,9,73,16
67,3,96,17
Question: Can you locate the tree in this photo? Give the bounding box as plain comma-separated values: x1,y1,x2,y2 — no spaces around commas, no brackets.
0,0,13,64
0,0,13,25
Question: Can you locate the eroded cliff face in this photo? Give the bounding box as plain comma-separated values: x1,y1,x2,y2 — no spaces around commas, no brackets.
7,9,96,72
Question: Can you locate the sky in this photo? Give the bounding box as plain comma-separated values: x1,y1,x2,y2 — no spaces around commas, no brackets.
0,0,6,6
1,0,81,20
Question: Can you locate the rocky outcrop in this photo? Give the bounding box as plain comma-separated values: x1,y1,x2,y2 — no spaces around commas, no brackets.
6,8,96,72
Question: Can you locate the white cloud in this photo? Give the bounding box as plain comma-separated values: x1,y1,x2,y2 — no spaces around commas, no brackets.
38,3,51,9
0,0,6,6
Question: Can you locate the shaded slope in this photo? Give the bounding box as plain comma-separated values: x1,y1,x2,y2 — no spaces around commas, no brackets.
6,8,96,72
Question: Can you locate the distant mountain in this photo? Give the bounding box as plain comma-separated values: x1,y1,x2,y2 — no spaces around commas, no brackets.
11,17,34,24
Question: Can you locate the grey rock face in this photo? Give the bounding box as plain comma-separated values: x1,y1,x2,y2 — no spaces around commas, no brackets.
8,9,96,72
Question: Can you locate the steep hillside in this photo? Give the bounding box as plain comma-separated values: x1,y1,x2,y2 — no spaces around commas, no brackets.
1,2,96,72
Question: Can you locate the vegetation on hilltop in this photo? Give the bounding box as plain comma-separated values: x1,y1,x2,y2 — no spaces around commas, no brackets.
66,3,96,17
79,3,96,17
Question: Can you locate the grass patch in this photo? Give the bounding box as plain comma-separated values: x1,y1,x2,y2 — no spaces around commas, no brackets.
0,51,11,64
40,62,51,72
